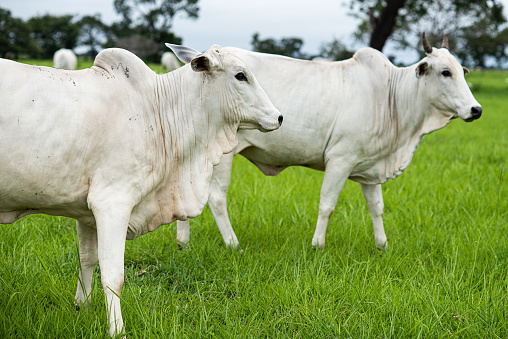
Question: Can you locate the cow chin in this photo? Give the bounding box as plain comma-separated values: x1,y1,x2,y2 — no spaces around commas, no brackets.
239,120,280,132
458,107,481,123
460,112,478,123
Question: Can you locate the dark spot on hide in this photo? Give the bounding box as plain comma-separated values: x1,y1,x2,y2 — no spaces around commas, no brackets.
116,63,130,78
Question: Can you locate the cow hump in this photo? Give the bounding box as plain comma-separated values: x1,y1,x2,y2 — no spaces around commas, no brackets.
93,48,155,81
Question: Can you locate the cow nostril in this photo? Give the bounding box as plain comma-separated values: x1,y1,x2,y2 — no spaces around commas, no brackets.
471,106,482,119
278,115,283,126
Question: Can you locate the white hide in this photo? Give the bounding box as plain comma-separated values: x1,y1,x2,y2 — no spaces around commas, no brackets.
177,44,482,251
53,48,78,70
0,45,281,336
161,51,181,72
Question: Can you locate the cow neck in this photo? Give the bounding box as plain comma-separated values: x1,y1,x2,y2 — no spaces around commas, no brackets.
154,68,239,168
374,64,452,181
147,68,239,222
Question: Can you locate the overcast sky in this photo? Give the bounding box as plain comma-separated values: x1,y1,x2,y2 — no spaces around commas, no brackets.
3,0,508,64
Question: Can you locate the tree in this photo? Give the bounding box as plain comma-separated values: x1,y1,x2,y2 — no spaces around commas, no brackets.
348,0,506,55
28,14,79,58
77,14,107,59
116,34,159,59
112,0,199,60
318,38,354,61
0,7,35,58
251,33,307,59
457,20,508,68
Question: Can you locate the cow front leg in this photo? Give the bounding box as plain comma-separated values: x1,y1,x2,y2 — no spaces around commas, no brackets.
207,153,239,249
176,220,190,249
176,153,239,249
92,198,133,338
360,183,387,250
312,160,351,250
75,220,98,310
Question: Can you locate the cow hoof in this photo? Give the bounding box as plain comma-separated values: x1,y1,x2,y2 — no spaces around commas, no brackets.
226,245,243,255
75,301,89,312
376,241,388,252
177,242,191,251
312,244,325,251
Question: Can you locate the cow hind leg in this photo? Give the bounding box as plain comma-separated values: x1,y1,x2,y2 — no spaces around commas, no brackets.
75,220,98,310
360,183,387,250
312,160,351,250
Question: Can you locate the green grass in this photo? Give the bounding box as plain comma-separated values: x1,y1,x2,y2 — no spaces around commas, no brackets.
1,63,507,337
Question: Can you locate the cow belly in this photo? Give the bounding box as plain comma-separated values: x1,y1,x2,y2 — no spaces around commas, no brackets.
236,130,326,173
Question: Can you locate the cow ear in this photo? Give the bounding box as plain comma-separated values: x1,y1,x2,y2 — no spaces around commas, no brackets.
416,62,428,79
165,43,202,64
190,55,211,72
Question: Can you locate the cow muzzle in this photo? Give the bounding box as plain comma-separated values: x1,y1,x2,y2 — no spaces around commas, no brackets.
258,111,283,132
465,105,482,122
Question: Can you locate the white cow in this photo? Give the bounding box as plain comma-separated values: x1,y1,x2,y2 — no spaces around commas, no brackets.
0,44,282,336
176,34,482,251
161,51,181,72
53,48,78,70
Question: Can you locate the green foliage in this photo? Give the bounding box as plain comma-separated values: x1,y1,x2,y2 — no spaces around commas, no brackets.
28,14,80,59
0,7,36,58
77,14,107,59
0,63,507,337
251,33,307,59
112,0,199,60
318,39,354,61
348,0,508,67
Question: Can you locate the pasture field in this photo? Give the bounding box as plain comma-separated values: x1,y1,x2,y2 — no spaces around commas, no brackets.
0,61,507,338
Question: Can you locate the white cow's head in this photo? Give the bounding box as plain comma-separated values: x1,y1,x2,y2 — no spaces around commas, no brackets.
166,44,283,132
415,33,482,122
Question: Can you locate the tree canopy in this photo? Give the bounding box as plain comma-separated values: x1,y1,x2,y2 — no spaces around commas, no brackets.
251,33,307,59
112,0,199,60
77,14,107,59
348,0,507,67
1,1,508,68
28,14,80,59
0,8,35,58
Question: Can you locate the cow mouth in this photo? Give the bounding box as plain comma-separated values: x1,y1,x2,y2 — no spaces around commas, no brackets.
258,122,279,132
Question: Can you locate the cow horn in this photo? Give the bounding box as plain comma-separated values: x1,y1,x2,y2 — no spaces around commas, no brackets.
441,34,449,49
422,32,433,54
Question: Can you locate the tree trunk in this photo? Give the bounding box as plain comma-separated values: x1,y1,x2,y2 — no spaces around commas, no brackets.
369,0,407,51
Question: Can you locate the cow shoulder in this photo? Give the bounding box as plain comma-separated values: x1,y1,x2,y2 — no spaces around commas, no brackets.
93,48,156,85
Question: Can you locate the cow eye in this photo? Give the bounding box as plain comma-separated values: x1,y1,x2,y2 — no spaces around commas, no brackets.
235,72,247,81
442,70,452,77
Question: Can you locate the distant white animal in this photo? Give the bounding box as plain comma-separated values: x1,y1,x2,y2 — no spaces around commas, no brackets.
176,34,482,251
53,48,77,70
312,56,333,62
0,44,282,337
161,51,181,72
